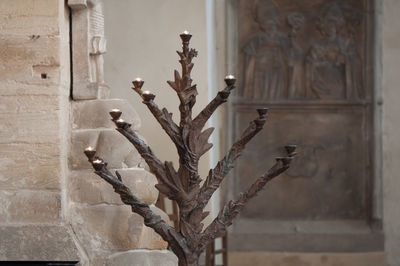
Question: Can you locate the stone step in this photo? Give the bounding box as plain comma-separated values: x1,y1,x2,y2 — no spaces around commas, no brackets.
107,250,178,266
69,168,158,205
69,204,170,256
69,128,145,170
227,252,386,266
72,98,141,130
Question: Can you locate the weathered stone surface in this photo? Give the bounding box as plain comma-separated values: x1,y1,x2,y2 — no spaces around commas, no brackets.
224,0,379,254
0,112,59,144
118,168,158,205
72,99,141,130
228,252,385,266
0,35,61,85
0,190,60,223
70,204,168,255
0,143,60,189
69,168,158,205
0,0,59,36
0,95,60,114
140,205,170,249
0,83,63,96
69,129,143,170
107,250,178,266
0,225,80,261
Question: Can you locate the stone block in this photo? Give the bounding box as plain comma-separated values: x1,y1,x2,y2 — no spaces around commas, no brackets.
70,129,144,170
0,143,60,190
0,190,60,223
0,83,62,97
70,204,169,255
107,250,178,266
72,99,141,130
0,112,59,144
0,95,60,114
69,168,158,205
0,225,79,261
140,205,170,249
118,168,158,205
0,0,59,36
0,35,61,85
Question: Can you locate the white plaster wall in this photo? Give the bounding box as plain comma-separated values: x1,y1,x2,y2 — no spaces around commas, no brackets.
103,0,211,179
382,0,400,265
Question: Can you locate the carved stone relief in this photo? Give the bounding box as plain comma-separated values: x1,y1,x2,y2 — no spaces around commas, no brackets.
229,0,381,252
68,0,109,99
239,0,364,101
88,0,106,84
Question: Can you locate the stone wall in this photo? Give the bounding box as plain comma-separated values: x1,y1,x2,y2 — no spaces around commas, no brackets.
0,0,79,261
0,0,178,265
68,98,175,265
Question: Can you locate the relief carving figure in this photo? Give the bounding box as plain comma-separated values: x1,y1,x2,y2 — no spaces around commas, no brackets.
287,13,305,98
88,0,106,85
242,0,288,100
305,3,362,100
242,0,304,100
68,0,109,99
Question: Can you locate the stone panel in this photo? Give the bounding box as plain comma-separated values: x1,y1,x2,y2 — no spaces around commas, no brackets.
107,250,178,266
0,225,79,261
236,107,367,220
69,168,158,205
227,0,377,253
237,0,366,101
0,190,60,224
72,99,141,130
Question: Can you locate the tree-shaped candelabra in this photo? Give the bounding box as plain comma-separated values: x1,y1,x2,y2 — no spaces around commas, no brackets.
84,32,296,266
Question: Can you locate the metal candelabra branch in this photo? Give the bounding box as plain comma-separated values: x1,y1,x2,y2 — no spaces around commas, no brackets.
84,32,296,266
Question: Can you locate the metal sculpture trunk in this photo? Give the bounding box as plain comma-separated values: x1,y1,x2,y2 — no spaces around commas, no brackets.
84,32,296,266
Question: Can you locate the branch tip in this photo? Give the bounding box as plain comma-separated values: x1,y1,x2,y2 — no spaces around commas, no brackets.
132,77,144,90
284,144,297,157
84,146,96,161
224,74,236,86
142,90,156,102
256,108,269,117
92,158,105,171
115,118,131,129
109,108,122,121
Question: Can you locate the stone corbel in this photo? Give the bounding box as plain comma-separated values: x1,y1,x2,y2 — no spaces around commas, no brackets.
68,0,87,9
